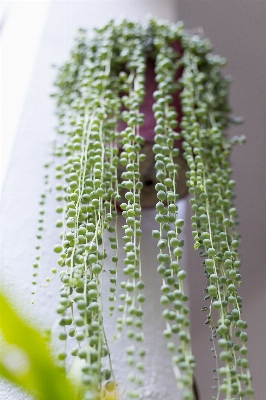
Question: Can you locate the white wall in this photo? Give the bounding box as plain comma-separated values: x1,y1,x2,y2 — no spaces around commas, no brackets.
0,1,187,399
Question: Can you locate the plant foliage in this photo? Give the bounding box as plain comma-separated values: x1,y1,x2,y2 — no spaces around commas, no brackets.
25,18,254,400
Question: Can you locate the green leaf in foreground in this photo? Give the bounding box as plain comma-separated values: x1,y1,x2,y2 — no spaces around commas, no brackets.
0,289,78,400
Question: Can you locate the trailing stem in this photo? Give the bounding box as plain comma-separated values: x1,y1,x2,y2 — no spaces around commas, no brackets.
33,18,255,400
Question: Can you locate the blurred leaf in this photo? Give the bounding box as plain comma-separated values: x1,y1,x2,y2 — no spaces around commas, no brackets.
0,289,78,400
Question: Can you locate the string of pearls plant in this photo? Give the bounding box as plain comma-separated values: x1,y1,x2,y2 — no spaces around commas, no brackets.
32,19,254,400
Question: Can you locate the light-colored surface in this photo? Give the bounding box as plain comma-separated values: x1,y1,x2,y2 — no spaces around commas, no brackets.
0,0,51,188
0,1,186,399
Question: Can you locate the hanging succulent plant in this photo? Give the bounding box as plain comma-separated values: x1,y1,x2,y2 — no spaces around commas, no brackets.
32,18,253,400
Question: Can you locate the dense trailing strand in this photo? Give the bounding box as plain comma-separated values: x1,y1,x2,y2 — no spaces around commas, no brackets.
179,32,253,399
32,18,254,400
151,21,196,400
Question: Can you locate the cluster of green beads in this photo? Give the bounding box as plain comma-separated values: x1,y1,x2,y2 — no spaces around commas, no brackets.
51,25,123,399
35,18,253,400
31,142,55,302
116,22,147,399
179,32,253,399
150,20,196,400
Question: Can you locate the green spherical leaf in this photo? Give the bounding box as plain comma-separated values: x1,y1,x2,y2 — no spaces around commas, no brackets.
54,245,63,253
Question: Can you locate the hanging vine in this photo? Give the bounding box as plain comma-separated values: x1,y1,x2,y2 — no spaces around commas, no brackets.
30,18,255,400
